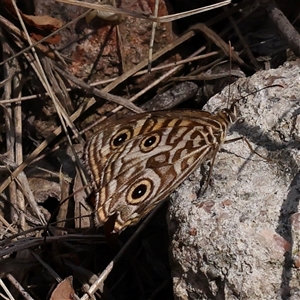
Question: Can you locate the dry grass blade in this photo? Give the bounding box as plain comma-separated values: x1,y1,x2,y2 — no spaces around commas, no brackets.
0,278,16,300
157,0,232,22
148,0,159,71
172,69,245,81
0,234,103,258
0,157,47,225
190,23,244,65
56,0,231,22
54,67,144,113
5,274,34,300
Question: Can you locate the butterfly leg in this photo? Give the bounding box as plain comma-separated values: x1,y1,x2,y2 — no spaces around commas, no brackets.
225,136,270,162
199,146,221,194
200,135,270,196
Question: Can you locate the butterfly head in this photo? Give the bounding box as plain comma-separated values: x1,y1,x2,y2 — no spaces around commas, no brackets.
218,102,238,126
218,84,282,126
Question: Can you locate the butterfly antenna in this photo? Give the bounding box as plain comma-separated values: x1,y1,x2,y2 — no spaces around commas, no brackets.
230,84,283,111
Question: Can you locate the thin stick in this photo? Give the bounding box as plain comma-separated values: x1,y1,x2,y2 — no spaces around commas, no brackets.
148,0,159,72
6,274,34,300
56,0,231,23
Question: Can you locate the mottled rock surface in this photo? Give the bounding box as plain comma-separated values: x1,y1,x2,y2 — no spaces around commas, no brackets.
168,60,300,300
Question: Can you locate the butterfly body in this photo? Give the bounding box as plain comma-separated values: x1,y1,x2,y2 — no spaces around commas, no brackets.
84,106,237,233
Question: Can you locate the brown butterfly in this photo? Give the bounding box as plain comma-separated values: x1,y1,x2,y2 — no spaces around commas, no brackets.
84,105,237,233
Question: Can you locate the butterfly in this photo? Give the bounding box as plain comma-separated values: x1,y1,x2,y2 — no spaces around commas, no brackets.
83,105,237,233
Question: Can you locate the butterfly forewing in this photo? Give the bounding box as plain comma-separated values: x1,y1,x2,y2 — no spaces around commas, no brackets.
84,108,235,233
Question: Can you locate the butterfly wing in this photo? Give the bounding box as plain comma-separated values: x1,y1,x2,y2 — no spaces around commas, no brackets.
84,110,230,233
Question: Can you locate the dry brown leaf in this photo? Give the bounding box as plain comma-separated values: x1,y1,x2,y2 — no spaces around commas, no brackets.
21,14,63,30
3,0,63,44
50,276,75,300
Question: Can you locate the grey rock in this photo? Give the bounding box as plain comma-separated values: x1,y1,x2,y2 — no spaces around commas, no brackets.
168,60,300,300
